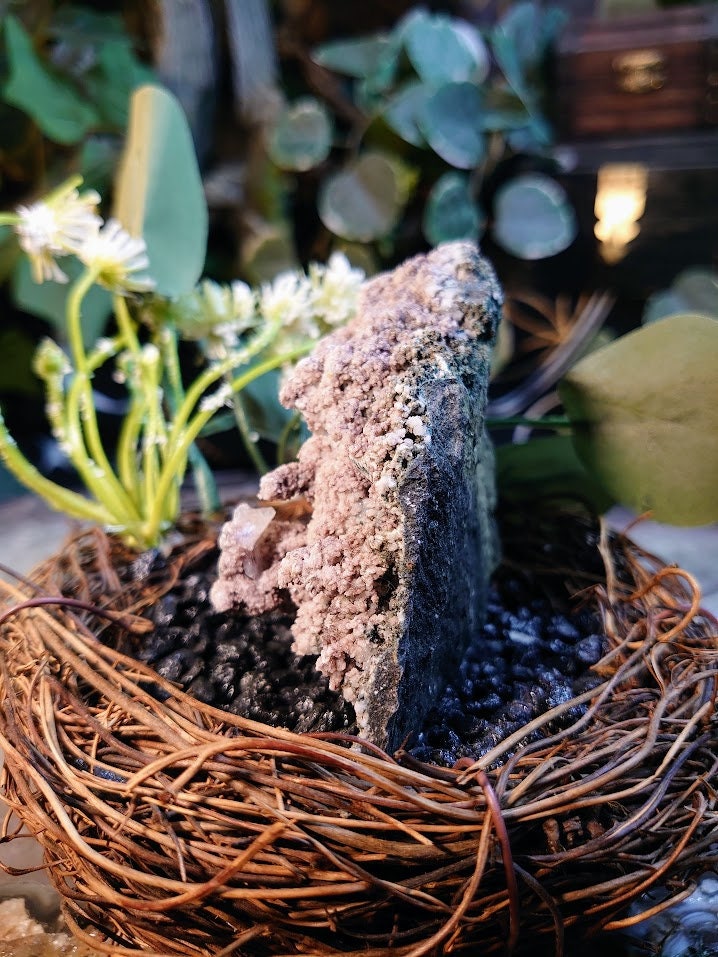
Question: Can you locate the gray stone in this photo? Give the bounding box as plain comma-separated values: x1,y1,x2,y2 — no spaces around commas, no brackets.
212,241,502,752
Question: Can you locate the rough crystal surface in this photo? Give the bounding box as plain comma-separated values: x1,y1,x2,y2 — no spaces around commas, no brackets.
212,241,502,751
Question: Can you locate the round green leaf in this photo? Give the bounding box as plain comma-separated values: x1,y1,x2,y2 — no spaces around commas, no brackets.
402,10,489,85
13,257,111,349
418,83,485,170
382,81,429,147
318,153,405,242
492,173,576,260
643,269,718,325
423,173,483,246
559,314,718,525
268,98,332,172
114,84,208,298
2,15,99,144
312,35,396,79
673,268,718,315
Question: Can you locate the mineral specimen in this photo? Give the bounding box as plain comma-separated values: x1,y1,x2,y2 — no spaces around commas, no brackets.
212,241,502,751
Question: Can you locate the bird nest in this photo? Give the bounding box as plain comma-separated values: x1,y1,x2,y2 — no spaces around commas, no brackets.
0,512,716,957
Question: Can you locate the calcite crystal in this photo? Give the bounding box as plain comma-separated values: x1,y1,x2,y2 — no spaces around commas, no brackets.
212,241,502,751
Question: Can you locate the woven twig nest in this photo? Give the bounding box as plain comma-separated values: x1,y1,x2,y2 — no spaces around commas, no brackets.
0,513,716,957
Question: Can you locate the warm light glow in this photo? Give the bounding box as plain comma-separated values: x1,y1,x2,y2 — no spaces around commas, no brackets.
594,163,648,264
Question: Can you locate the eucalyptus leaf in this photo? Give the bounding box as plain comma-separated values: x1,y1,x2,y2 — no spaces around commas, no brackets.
559,314,718,525
418,82,485,170
268,98,332,172
318,152,407,242
423,173,483,246
3,15,99,144
643,269,718,324
312,34,396,79
242,370,294,443
494,2,567,72
496,435,615,514
114,84,207,298
492,174,576,260
79,136,121,196
83,39,154,129
241,227,298,285
13,257,112,348
401,10,489,85
382,81,429,147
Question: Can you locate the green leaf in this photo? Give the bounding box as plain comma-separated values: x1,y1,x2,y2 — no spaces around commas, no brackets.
494,2,567,71
241,226,298,285
12,257,112,348
559,314,718,525
418,82,485,169
400,10,489,85
643,268,718,324
2,15,99,144
114,84,208,298
313,34,396,79
242,370,294,443
318,152,408,242
496,435,615,514
79,136,121,196
423,172,484,246
492,173,576,260
382,81,429,147
83,39,155,129
268,97,332,172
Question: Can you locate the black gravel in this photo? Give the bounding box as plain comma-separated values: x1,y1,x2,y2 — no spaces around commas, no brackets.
129,554,356,735
123,515,607,763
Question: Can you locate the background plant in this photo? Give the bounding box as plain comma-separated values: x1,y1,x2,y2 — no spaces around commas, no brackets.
265,2,575,269
0,85,361,548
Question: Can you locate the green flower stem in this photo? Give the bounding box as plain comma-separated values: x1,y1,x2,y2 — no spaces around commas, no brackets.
113,295,141,355
66,270,141,523
164,319,283,465
142,345,310,546
116,394,146,504
228,389,269,475
140,355,164,517
62,372,139,526
159,327,220,516
0,414,115,526
0,213,19,227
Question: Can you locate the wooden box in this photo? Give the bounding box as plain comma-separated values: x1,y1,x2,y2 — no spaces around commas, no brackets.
556,4,718,138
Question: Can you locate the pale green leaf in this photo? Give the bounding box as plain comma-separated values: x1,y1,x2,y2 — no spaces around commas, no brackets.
418,82,485,169
2,15,98,144
559,314,718,525
492,174,576,260
496,435,615,514
643,268,718,324
401,10,489,85
114,84,207,298
318,152,407,242
423,172,483,246
268,98,332,172
382,81,429,147
13,257,112,348
313,34,396,79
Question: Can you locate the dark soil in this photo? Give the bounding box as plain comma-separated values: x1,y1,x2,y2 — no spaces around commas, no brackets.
122,507,609,763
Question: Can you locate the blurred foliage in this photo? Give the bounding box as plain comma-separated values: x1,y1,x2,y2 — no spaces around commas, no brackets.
0,1,154,413
263,2,575,271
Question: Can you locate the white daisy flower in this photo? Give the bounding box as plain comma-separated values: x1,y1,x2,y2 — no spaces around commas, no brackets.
76,219,155,294
310,252,364,328
260,271,317,338
14,182,101,284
